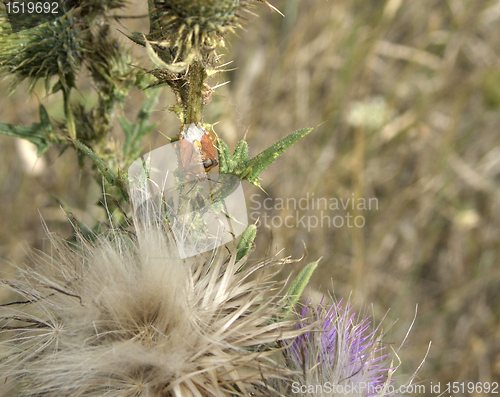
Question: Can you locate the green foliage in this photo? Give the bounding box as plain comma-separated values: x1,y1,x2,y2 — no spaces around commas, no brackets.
0,11,84,92
236,224,257,264
0,2,142,195
218,128,314,187
0,104,57,156
71,138,129,202
119,89,161,166
285,260,320,311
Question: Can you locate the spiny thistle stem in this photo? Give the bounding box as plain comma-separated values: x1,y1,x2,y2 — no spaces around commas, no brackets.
184,60,207,124
62,86,76,139
143,0,251,130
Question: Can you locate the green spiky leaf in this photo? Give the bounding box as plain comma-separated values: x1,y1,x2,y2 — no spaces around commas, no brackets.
120,88,161,163
236,224,257,265
217,139,234,174
0,104,55,156
232,127,313,187
233,140,249,163
285,260,320,311
124,31,147,47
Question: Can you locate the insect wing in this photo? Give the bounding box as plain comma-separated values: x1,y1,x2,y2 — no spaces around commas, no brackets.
175,139,207,179
200,133,217,159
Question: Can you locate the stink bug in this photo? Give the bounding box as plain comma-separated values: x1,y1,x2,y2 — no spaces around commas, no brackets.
176,123,219,182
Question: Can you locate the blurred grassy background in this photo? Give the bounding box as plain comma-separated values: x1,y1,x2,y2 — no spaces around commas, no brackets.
1,0,500,394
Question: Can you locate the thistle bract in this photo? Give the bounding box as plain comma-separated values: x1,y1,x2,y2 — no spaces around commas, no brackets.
283,301,394,397
153,0,252,63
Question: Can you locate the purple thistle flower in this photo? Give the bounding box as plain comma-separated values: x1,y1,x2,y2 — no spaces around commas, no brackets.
284,300,395,397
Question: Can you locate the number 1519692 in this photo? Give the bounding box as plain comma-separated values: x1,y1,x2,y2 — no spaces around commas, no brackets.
5,2,59,14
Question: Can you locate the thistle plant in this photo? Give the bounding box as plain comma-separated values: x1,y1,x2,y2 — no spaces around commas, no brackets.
0,1,414,396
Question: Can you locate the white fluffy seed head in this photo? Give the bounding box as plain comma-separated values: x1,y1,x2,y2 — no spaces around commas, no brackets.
0,210,301,396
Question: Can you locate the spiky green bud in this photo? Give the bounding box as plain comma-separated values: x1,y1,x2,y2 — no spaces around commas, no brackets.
150,0,253,65
0,11,84,91
138,1,281,126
